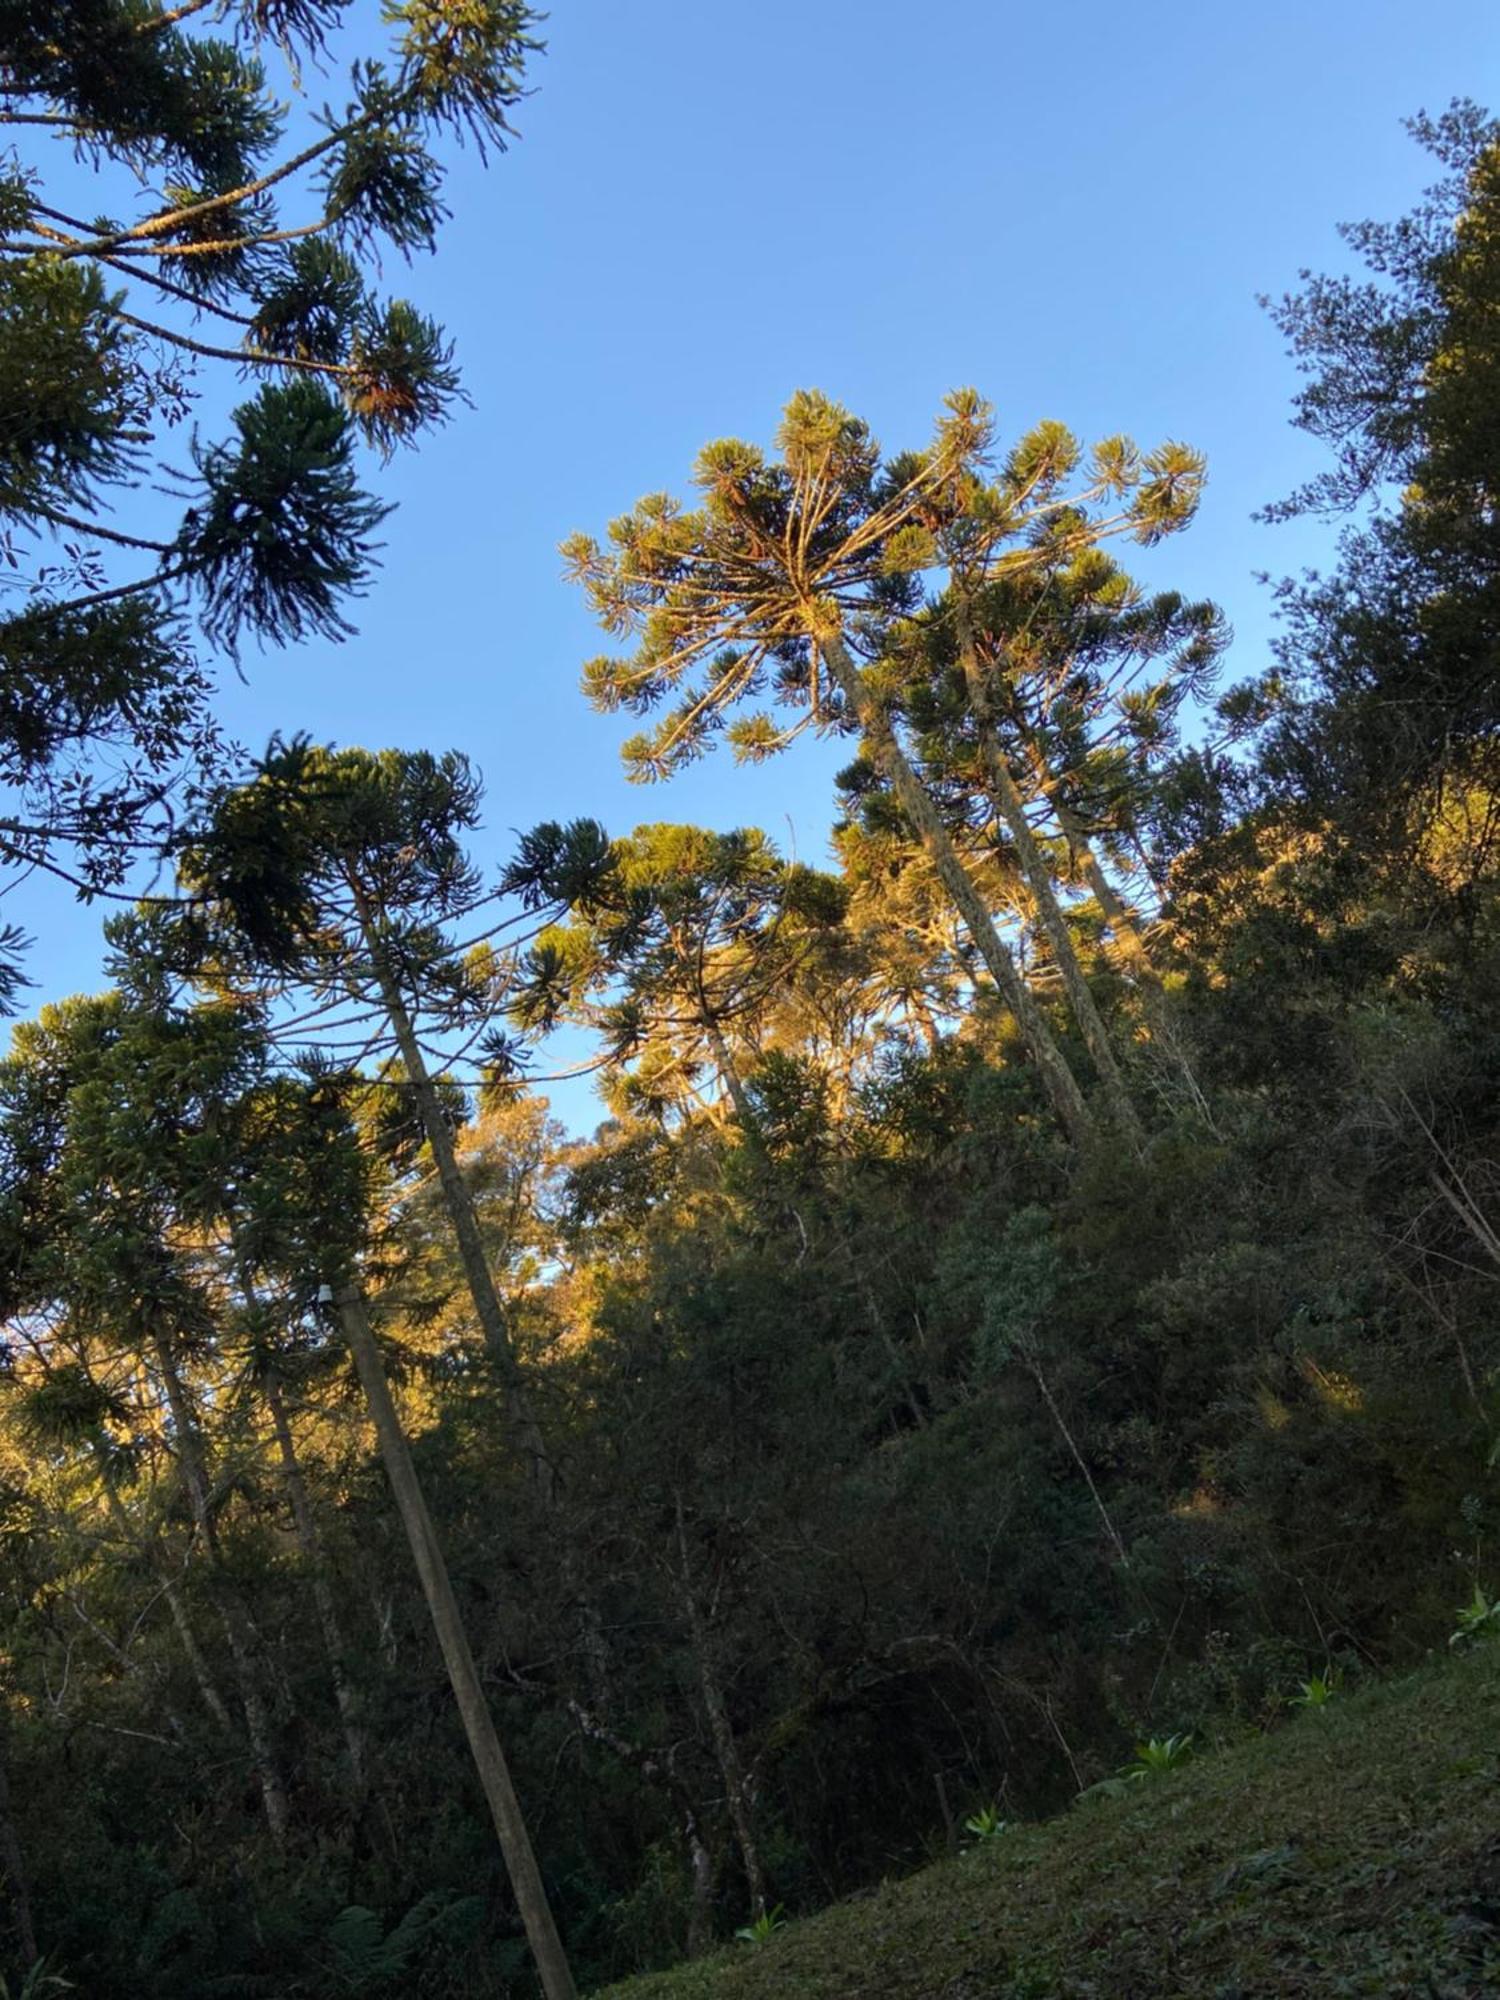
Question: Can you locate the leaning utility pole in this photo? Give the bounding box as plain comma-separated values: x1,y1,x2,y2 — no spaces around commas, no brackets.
331,1284,577,2000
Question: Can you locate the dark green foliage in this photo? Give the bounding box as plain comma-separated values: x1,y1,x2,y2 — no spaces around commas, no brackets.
0,0,541,992
185,382,393,650
1,87,1499,2000
0,257,139,520
597,1643,1500,1999
249,241,368,365
2,772,1498,1992
347,303,462,457
322,79,450,254
322,1894,485,1993
1262,100,1496,515
1241,101,1500,837
178,736,488,975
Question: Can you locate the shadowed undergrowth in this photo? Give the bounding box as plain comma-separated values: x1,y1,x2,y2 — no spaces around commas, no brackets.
596,1642,1500,1998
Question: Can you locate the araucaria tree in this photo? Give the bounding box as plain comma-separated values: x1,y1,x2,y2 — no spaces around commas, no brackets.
0,958,579,1999
868,534,1227,1116
565,390,1206,1146
1256,100,1500,826
3,81,1500,2000
506,819,848,1137
0,1,540,995
177,739,557,1490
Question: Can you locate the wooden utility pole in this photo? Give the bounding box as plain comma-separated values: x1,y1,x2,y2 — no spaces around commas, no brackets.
333,1285,577,2000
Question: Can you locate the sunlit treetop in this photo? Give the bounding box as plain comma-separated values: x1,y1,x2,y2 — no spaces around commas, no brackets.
563,388,1206,783
862,543,1229,839
502,818,849,1124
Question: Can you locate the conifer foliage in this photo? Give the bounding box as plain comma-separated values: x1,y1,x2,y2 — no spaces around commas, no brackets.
567,391,1206,1142
0,77,1497,2000
0,1,540,992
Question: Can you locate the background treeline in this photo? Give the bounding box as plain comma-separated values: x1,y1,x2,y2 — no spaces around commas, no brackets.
0,13,1496,1994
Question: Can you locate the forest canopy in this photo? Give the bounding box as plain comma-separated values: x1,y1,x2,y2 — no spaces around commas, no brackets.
0,19,1496,1998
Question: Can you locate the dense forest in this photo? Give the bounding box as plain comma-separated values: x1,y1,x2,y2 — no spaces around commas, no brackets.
0,9,1496,1997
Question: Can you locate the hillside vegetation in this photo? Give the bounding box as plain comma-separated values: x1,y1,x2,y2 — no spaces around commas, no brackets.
1,17,1499,1998
601,1643,1500,1999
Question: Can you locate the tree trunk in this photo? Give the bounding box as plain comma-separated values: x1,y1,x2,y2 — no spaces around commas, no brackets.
353,901,554,1502
1033,762,1210,1116
699,1010,759,1138
958,640,1142,1145
162,1570,236,1734
822,637,1094,1146
906,987,943,1053
94,1446,236,1733
150,1333,291,1844
335,1286,578,2000
564,1699,720,1958
1038,771,1161,980
684,1808,719,1959
1028,1353,1130,1568
230,1233,370,1795
674,1499,766,1919
264,1369,367,1791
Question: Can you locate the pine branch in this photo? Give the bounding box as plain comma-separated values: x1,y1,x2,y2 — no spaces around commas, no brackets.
113,307,355,382
24,561,190,618
0,112,92,130
33,504,174,555
50,124,349,261
29,203,257,324
137,0,221,32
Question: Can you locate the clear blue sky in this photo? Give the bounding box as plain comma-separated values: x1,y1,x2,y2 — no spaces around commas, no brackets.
12,0,1499,1122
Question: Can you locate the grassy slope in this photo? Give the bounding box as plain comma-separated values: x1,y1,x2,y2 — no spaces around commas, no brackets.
596,1643,1500,1998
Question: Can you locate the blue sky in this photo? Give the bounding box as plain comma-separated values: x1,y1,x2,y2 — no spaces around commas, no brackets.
11,0,1499,1123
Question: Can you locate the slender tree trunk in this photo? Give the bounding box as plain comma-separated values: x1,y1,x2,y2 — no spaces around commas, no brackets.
0,1712,38,1968
1037,770,1161,980
561,1550,614,1724
906,987,943,1053
335,1286,578,2000
162,1570,236,1734
857,1271,929,1432
150,1334,291,1844
63,1584,186,1740
827,1227,929,1432
699,1010,759,1137
229,1235,370,1793
1027,1353,1130,1568
684,1808,718,1958
674,1499,766,1919
823,637,1094,1146
210,1589,290,1846
565,1699,720,1957
264,1370,367,1791
1027,747,1212,1118
94,1449,236,1733
696,999,818,1263
959,641,1142,1144
1428,1165,1500,1271
352,897,554,1501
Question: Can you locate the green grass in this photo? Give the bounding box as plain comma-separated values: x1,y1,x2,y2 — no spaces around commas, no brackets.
595,1643,1500,1998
